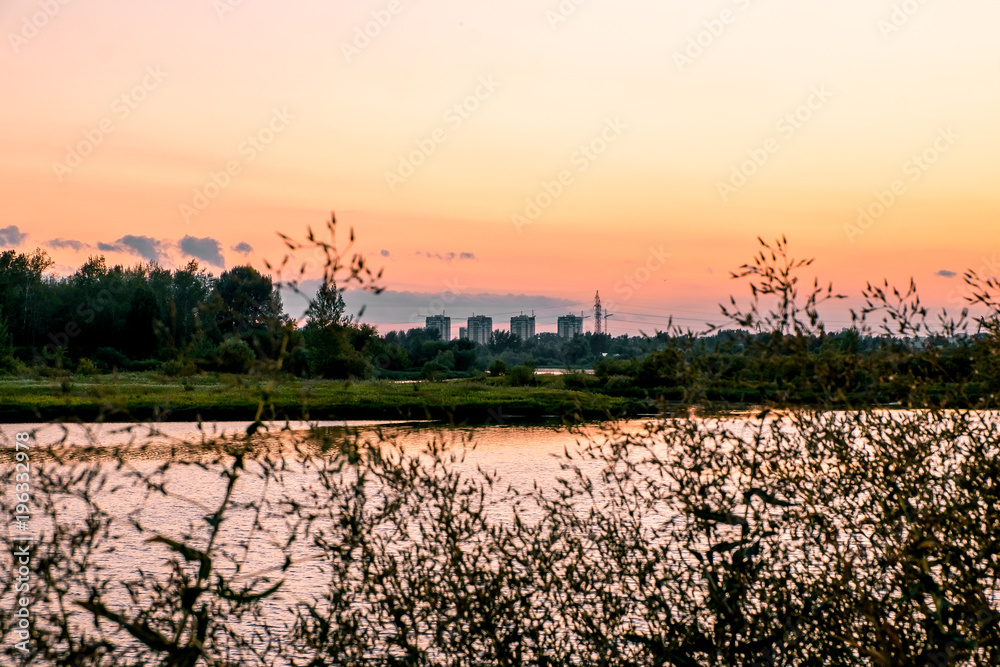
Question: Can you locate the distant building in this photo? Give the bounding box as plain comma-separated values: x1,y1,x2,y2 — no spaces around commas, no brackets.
425,314,451,341
466,315,493,346
511,313,535,341
557,314,583,339
459,327,468,340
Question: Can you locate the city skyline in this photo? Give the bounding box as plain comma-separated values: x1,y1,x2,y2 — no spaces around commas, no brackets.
425,310,593,342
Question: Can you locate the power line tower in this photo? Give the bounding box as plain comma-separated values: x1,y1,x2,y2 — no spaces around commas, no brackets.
594,291,602,335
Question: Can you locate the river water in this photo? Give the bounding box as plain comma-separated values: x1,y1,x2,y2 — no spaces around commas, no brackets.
3,419,680,660
4,414,997,663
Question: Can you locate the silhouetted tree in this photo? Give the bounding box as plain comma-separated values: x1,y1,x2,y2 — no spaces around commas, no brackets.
0,248,53,346
489,330,520,354
214,265,282,336
304,281,348,328
303,281,375,379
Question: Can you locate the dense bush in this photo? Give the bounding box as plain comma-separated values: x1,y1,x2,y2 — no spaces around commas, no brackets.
74,358,98,376
161,358,197,377
218,336,256,373
421,359,449,381
487,358,507,377
594,356,636,378
562,370,601,391
187,333,221,368
506,363,535,386
94,346,131,372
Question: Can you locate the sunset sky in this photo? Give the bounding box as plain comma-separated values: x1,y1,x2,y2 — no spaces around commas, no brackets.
3,0,1000,334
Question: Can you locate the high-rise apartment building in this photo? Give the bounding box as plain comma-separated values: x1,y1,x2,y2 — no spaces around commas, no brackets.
510,313,536,341
425,314,451,341
557,314,584,339
466,315,493,345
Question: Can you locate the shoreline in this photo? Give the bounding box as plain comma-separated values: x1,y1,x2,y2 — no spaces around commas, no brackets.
0,374,642,424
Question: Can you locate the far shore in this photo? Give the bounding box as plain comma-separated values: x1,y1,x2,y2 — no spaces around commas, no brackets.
0,372,642,424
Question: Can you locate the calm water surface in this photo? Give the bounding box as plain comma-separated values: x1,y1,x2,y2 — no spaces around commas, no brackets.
3,419,689,612
5,413,993,659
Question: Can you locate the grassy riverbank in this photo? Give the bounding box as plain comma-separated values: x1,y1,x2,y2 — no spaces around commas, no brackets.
0,373,640,423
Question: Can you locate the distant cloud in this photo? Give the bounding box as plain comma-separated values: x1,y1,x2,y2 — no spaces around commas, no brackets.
46,238,88,251
121,236,163,262
936,270,957,278
231,242,253,255
0,225,27,246
97,235,164,262
416,250,477,262
278,283,579,325
380,249,390,257
182,235,225,268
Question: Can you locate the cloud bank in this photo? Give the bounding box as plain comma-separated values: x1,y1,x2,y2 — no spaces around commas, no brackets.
0,225,27,246
181,235,226,268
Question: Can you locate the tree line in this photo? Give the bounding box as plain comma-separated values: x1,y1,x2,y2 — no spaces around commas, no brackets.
0,248,656,379
4,240,1000,410
1,249,288,374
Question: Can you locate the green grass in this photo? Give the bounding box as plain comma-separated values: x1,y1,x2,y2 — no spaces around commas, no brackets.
0,373,640,423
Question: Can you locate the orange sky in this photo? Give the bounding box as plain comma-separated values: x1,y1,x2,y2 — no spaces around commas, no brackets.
3,0,1000,334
